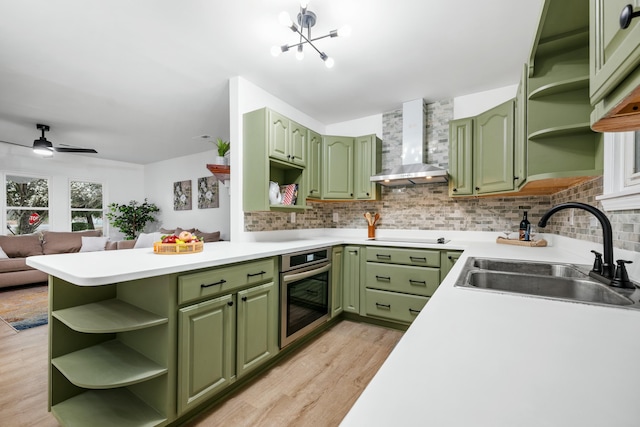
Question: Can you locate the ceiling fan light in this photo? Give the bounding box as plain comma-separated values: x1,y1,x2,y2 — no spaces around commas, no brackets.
271,45,283,57
322,54,334,68
296,45,304,60
337,25,352,38
279,11,294,28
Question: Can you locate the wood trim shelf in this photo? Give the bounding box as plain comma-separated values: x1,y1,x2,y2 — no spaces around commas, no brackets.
528,123,592,140
206,164,230,182
528,76,589,100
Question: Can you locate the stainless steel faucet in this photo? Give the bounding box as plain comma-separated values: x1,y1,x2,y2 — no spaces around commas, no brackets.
538,202,633,289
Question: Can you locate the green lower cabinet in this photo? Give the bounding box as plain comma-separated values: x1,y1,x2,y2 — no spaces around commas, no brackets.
365,263,440,297
331,246,344,317
364,289,428,323
178,293,235,415
236,281,278,378
343,246,361,313
441,251,462,281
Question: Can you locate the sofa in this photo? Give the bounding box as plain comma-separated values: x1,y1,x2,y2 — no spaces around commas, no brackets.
0,230,105,289
0,227,221,289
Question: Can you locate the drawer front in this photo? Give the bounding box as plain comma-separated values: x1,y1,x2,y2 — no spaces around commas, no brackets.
366,246,440,267
365,289,428,324
365,263,440,297
179,258,275,304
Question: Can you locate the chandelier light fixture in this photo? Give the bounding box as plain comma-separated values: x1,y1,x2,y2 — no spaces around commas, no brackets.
271,0,351,68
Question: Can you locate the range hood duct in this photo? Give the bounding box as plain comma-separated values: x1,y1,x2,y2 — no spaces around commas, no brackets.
370,99,448,186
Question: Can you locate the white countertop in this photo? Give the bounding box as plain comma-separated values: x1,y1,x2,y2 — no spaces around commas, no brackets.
26,229,640,425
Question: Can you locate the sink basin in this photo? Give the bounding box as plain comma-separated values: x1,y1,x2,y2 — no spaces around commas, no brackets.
466,271,633,306
454,257,639,310
472,258,587,278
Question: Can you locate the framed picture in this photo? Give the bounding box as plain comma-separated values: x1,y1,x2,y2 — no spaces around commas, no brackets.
198,176,219,209
173,180,192,211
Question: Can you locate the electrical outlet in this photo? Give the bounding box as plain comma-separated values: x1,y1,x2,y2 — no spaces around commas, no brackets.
333,212,339,222
290,212,296,223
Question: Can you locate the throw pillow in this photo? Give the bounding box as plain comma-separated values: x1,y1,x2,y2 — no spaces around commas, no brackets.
0,245,8,259
134,232,162,249
194,229,221,243
159,227,175,235
79,236,109,252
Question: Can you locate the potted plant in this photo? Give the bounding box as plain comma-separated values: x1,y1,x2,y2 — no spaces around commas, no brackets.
106,198,160,240
214,138,230,165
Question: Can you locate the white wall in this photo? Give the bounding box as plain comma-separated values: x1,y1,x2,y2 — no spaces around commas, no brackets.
453,84,518,119
144,150,230,240
0,144,144,239
325,114,383,138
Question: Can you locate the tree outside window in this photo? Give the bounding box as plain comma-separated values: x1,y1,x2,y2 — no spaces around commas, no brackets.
6,175,49,235
70,181,103,232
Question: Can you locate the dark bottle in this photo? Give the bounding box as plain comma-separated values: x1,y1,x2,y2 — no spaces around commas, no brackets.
519,211,530,241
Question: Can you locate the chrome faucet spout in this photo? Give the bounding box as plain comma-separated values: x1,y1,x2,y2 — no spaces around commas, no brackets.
538,202,614,279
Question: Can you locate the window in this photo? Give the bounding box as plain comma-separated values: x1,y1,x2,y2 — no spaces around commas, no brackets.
70,181,104,232
6,175,49,235
598,131,640,210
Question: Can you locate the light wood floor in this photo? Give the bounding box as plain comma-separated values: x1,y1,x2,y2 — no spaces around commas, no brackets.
0,319,402,427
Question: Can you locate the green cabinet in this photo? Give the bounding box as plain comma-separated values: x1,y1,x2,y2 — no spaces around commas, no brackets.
323,136,354,199
449,100,515,196
440,251,462,281
243,108,308,212
177,258,278,415
307,130,323,198
331,246,344,317
267,109,306,167
590,0,640,131
514,63,528,190
178,293,235,414
320,134,382,200
343,245,361,314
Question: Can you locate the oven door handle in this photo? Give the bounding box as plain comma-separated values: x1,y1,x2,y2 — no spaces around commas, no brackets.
283,263,331,283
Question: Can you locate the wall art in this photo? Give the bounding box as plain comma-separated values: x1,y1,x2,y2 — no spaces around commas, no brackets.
173,180,192,211
197,176,219,209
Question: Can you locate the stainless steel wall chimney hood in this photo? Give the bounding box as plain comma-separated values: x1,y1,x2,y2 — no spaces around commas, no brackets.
370,99,448,187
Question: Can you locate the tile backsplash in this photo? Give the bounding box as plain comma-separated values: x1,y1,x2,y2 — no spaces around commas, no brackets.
245,99,639,254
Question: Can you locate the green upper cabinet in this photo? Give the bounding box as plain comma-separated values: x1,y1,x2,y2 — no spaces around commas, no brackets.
323,136,354,199
243,108,309,212
354,135,382,200
474,99,515,195
449,100,515,197
590,0,640,131
307,130,323,198
267,110,306,167
448,118,474,196
514,63,528,190
320,134,381,200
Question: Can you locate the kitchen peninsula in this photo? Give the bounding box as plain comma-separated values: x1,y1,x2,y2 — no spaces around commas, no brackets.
27,231,640,426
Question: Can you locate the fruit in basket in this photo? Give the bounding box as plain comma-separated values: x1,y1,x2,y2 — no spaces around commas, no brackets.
178,231,193,241
161,232,202,244
161,234,178,244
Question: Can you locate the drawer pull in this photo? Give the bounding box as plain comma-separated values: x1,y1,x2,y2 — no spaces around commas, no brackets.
201,279,227,288
409,308,421,315
349,250,358,254
247,270,266,277
410,256,427,262
375,275,391,281
409,279,427,286
376,254,391,260
375,302,391,310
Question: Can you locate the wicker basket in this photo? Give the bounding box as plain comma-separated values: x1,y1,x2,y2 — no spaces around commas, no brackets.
153,241,204,254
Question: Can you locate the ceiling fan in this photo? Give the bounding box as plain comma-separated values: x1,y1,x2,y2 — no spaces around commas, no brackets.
0,123,98,156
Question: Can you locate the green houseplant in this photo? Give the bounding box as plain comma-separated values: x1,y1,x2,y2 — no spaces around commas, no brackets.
214,138,230,165
106,199,160,240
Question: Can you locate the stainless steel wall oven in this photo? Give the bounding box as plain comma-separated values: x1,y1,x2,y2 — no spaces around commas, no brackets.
280,247,331,348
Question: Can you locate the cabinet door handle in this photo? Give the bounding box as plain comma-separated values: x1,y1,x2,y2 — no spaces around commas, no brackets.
475,187,480,191
513,176,519,181
348,250,358,254
409,308,421,315
366,192,370,196
227,301,234,306
375,302,391,310
375,275,391,281
241,296,248,302
620,4,640,29
201,279,226,288
376,254,391,260
247,271,266,277
452,188,458,192
410,256,426,262
350,193,353,197
409,279,427,286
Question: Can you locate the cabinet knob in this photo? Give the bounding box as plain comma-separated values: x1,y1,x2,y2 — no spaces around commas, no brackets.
620,4,640,29
513,176,519,181
242,296,248,302
452,188,458,192
350,193,353,197
366,192,370,196
475,187,480,191
227,301,234,306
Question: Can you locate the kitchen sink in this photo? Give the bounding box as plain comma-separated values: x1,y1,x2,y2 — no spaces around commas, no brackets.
455,257,640,310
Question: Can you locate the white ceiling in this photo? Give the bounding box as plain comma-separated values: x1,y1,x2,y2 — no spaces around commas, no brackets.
0,0,543,165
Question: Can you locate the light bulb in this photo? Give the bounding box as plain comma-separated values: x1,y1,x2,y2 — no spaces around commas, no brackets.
278,11,293,28
296,46,304,61
34,148,53,157
271,45,282,57
324,56,335,68
337,25,352,38
300,0,309,9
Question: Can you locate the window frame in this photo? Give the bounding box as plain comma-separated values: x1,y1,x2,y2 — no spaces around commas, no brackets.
4,172,51,234
597,131,640,210
69,179,105,233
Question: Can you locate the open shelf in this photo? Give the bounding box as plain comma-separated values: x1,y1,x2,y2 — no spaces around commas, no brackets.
52,299,168,333
528,122,592,140
528,75,589,99
52,340,167,388
52,389,166,427
206,164,230,182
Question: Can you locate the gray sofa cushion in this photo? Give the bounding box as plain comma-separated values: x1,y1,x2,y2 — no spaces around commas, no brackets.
42,230,102,255
0,234,43,257
0,258,32,273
